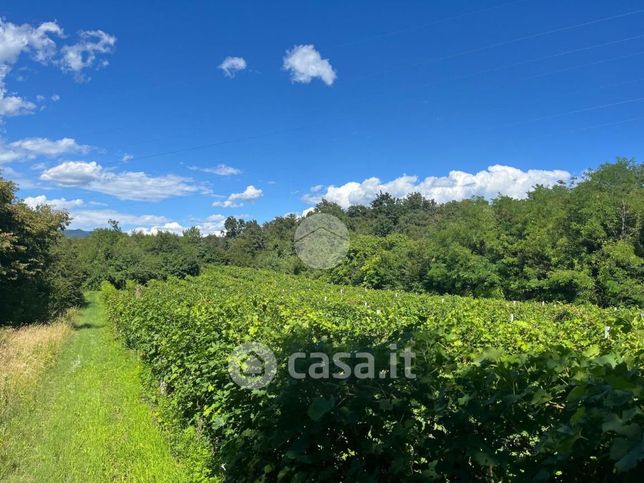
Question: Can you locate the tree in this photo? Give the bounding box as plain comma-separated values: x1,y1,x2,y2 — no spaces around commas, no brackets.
0,174,78,323
224,217,244,238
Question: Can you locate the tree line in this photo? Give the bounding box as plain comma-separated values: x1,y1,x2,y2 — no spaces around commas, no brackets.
1,158,641,324
211,159,643,306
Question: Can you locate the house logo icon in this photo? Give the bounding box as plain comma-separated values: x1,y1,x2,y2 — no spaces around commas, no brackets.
228,342,277,389
294,213,350,269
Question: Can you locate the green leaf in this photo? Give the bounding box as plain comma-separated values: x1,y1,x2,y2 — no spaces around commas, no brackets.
307,397,335,422
570,406,586,426
615,441,644,473
471,449,499,467
583,345,600,357
595,354,619,368
610,437,630,460
566,384,587,402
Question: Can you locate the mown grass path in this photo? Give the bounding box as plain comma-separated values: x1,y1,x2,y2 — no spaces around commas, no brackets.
1,293,188,482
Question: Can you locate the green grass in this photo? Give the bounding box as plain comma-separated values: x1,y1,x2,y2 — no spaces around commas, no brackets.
0,293,197,482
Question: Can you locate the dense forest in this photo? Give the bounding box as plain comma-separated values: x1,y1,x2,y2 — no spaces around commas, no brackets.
1,159,642,324
75,159,642,307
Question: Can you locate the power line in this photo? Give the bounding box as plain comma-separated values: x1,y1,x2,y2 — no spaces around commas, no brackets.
333,0,532,48
566,114,644,133
349,6,644,82
518,114,644,144
132,125,315,161
499,96,644,129
67,7,644,161
407,35,644,97
77,36,644,145
519,49,644,81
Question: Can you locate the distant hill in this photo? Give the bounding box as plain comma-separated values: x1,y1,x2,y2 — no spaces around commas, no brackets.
64,229,92,239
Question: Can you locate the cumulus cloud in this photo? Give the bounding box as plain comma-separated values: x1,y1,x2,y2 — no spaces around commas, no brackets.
18,194,170,232
0,19,63,117
40,160,200,201
23,194,85,210
69,209,169,231
134,214,229,236
283,44,336,86
213,185,263,208
197,214,228,234
60,30,116,80
121,153,133,162
0,89,36,117
0,18,115,118
0,137,91,164
189,163,241,176
218,56,247,77
133,221,185,236
303,165,571,208
0,20,62,64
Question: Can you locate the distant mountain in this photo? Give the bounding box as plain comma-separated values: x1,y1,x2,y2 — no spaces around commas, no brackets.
64,229,92,239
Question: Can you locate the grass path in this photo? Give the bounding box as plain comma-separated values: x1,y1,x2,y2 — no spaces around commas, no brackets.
0,293,190,482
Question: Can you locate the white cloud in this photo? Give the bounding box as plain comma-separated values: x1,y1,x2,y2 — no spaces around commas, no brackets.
133,222,185,236
51,94,60,102
218,56,247,77
69,209,169,231
197,214,227,234
60,30,116,80
12,137,89,156
40,160,200,201
0,20,62,64
0,19,63,118
303,165,571,208
134,214,228,236
121,153,133,162
212,200,237,208
0,165,39,188
0,137,90,164
23,194,84,210
18,194,171,232
213,185,263,208
189,163,241,176
0,19,114,119
283,45,336,86
0,89,36,117
230,185,262,201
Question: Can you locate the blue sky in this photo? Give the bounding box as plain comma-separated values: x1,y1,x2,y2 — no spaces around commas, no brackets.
1,0,643,233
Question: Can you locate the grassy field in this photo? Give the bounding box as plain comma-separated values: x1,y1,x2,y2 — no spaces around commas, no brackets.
0,311,75,426
0,294,199,482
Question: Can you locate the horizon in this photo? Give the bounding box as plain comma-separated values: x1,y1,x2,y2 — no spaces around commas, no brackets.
2,0,644,233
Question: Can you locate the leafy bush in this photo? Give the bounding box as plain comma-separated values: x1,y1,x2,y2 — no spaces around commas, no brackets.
0,175,83,324
103,267,643,481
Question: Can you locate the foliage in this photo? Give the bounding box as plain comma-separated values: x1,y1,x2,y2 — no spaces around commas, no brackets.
57,159,643,307
103,267,643,481
0,294,204,482
192,159,643,307
74,226,201,289
0,174,83,324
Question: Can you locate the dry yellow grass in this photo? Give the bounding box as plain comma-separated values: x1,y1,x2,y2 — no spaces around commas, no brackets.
0,310,76,419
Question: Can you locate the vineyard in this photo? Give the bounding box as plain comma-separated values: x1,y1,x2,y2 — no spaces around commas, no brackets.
102,267,643,481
